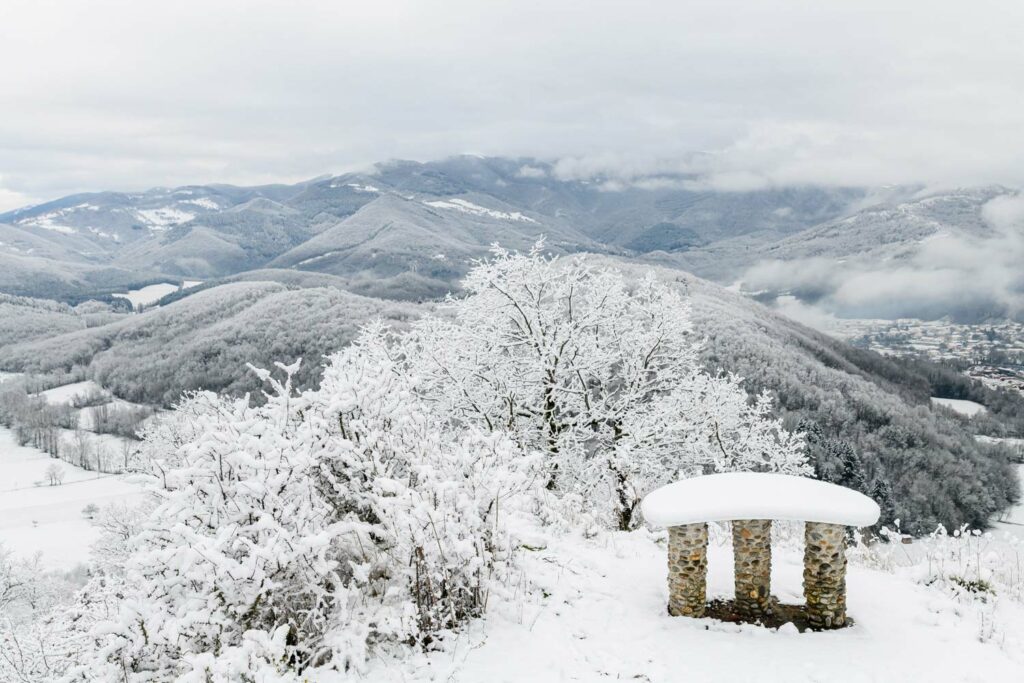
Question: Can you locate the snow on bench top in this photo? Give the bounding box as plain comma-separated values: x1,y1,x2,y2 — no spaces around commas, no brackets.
641,473,881,528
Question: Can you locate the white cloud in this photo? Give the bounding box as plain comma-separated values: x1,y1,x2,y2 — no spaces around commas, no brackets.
0,178,34,213
744,194,1024,321
1,0,1023,204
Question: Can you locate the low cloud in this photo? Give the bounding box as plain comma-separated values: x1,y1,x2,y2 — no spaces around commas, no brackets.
744,195,1024,323
0,178,33,213
515,165,548,179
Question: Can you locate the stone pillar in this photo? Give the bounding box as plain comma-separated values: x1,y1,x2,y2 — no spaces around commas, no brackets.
803,521,848,629
732,519,772,621
667,523,708,618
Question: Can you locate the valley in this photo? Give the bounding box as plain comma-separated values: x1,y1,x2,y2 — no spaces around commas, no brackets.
0,424,144,568
831,316,1024,395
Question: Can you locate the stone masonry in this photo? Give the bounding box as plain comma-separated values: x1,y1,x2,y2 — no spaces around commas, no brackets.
667,522,708,617
732,519,773,621
803,521,848,629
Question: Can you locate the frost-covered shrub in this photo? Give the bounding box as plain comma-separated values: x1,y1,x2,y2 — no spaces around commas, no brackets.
74,337,530,680
0,546,88,683
302,331,531,647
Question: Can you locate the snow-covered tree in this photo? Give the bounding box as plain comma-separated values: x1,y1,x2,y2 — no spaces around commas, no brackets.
0,546,85,683
403,244,808,529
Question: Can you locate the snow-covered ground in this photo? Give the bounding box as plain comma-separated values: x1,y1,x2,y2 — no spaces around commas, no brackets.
373,525,1024,682
0,426,144,569
37,380,107,405
930,396,988,416
424,198,537,223
112,280,202,309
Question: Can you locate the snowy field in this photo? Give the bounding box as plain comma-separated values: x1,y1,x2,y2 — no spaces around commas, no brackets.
34,379,154,432
0,426,144,569
37,379,107,405
930,396,988,416
112,279,202,308
371,525,1024,682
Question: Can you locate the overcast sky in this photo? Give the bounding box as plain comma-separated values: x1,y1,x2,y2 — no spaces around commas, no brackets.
1,0,1022,210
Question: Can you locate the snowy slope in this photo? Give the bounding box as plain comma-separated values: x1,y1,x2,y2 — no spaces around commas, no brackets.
0,426,144,568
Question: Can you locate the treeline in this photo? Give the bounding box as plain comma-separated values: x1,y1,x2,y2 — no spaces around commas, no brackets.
0,282,421,407
0,379,149,474
831,346,1024,439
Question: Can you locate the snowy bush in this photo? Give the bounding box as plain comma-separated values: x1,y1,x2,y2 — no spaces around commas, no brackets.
72,338,530,680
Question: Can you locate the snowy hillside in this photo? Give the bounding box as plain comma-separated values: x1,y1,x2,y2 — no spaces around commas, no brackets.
0,425,144,568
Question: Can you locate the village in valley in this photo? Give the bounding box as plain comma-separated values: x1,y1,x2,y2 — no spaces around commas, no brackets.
830,317,1024,394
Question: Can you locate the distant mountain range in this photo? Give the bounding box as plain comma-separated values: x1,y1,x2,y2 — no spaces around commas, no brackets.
2,157,1022,532
1,156,1019,318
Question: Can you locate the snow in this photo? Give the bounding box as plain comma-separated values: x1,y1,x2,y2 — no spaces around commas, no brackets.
134,206,195,228
0,426,144,569
87,226,119,240
346,182,380,193
365,527,1024,682
641,473,881,528
112,280,202,308
424,198,537,223
181,197,219,210
113,283,179,307
297,250,339,266
15,204,105,234
19,210,79,234
37,380,107,405
931,396,988,416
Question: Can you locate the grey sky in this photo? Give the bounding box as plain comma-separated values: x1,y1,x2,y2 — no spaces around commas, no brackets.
1,0,1022,210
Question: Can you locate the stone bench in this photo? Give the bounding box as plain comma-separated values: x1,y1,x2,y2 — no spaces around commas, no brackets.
642,472,881,629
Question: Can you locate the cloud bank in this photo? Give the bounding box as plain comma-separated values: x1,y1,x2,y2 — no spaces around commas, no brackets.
1,0,1023,211
744,194,1024,323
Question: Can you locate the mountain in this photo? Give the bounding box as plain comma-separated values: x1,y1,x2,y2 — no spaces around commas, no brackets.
267,192,604,299
1,155,1020,315
0,156,879,302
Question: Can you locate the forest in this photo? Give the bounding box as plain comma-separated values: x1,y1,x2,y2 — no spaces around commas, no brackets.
1,256,1021,535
